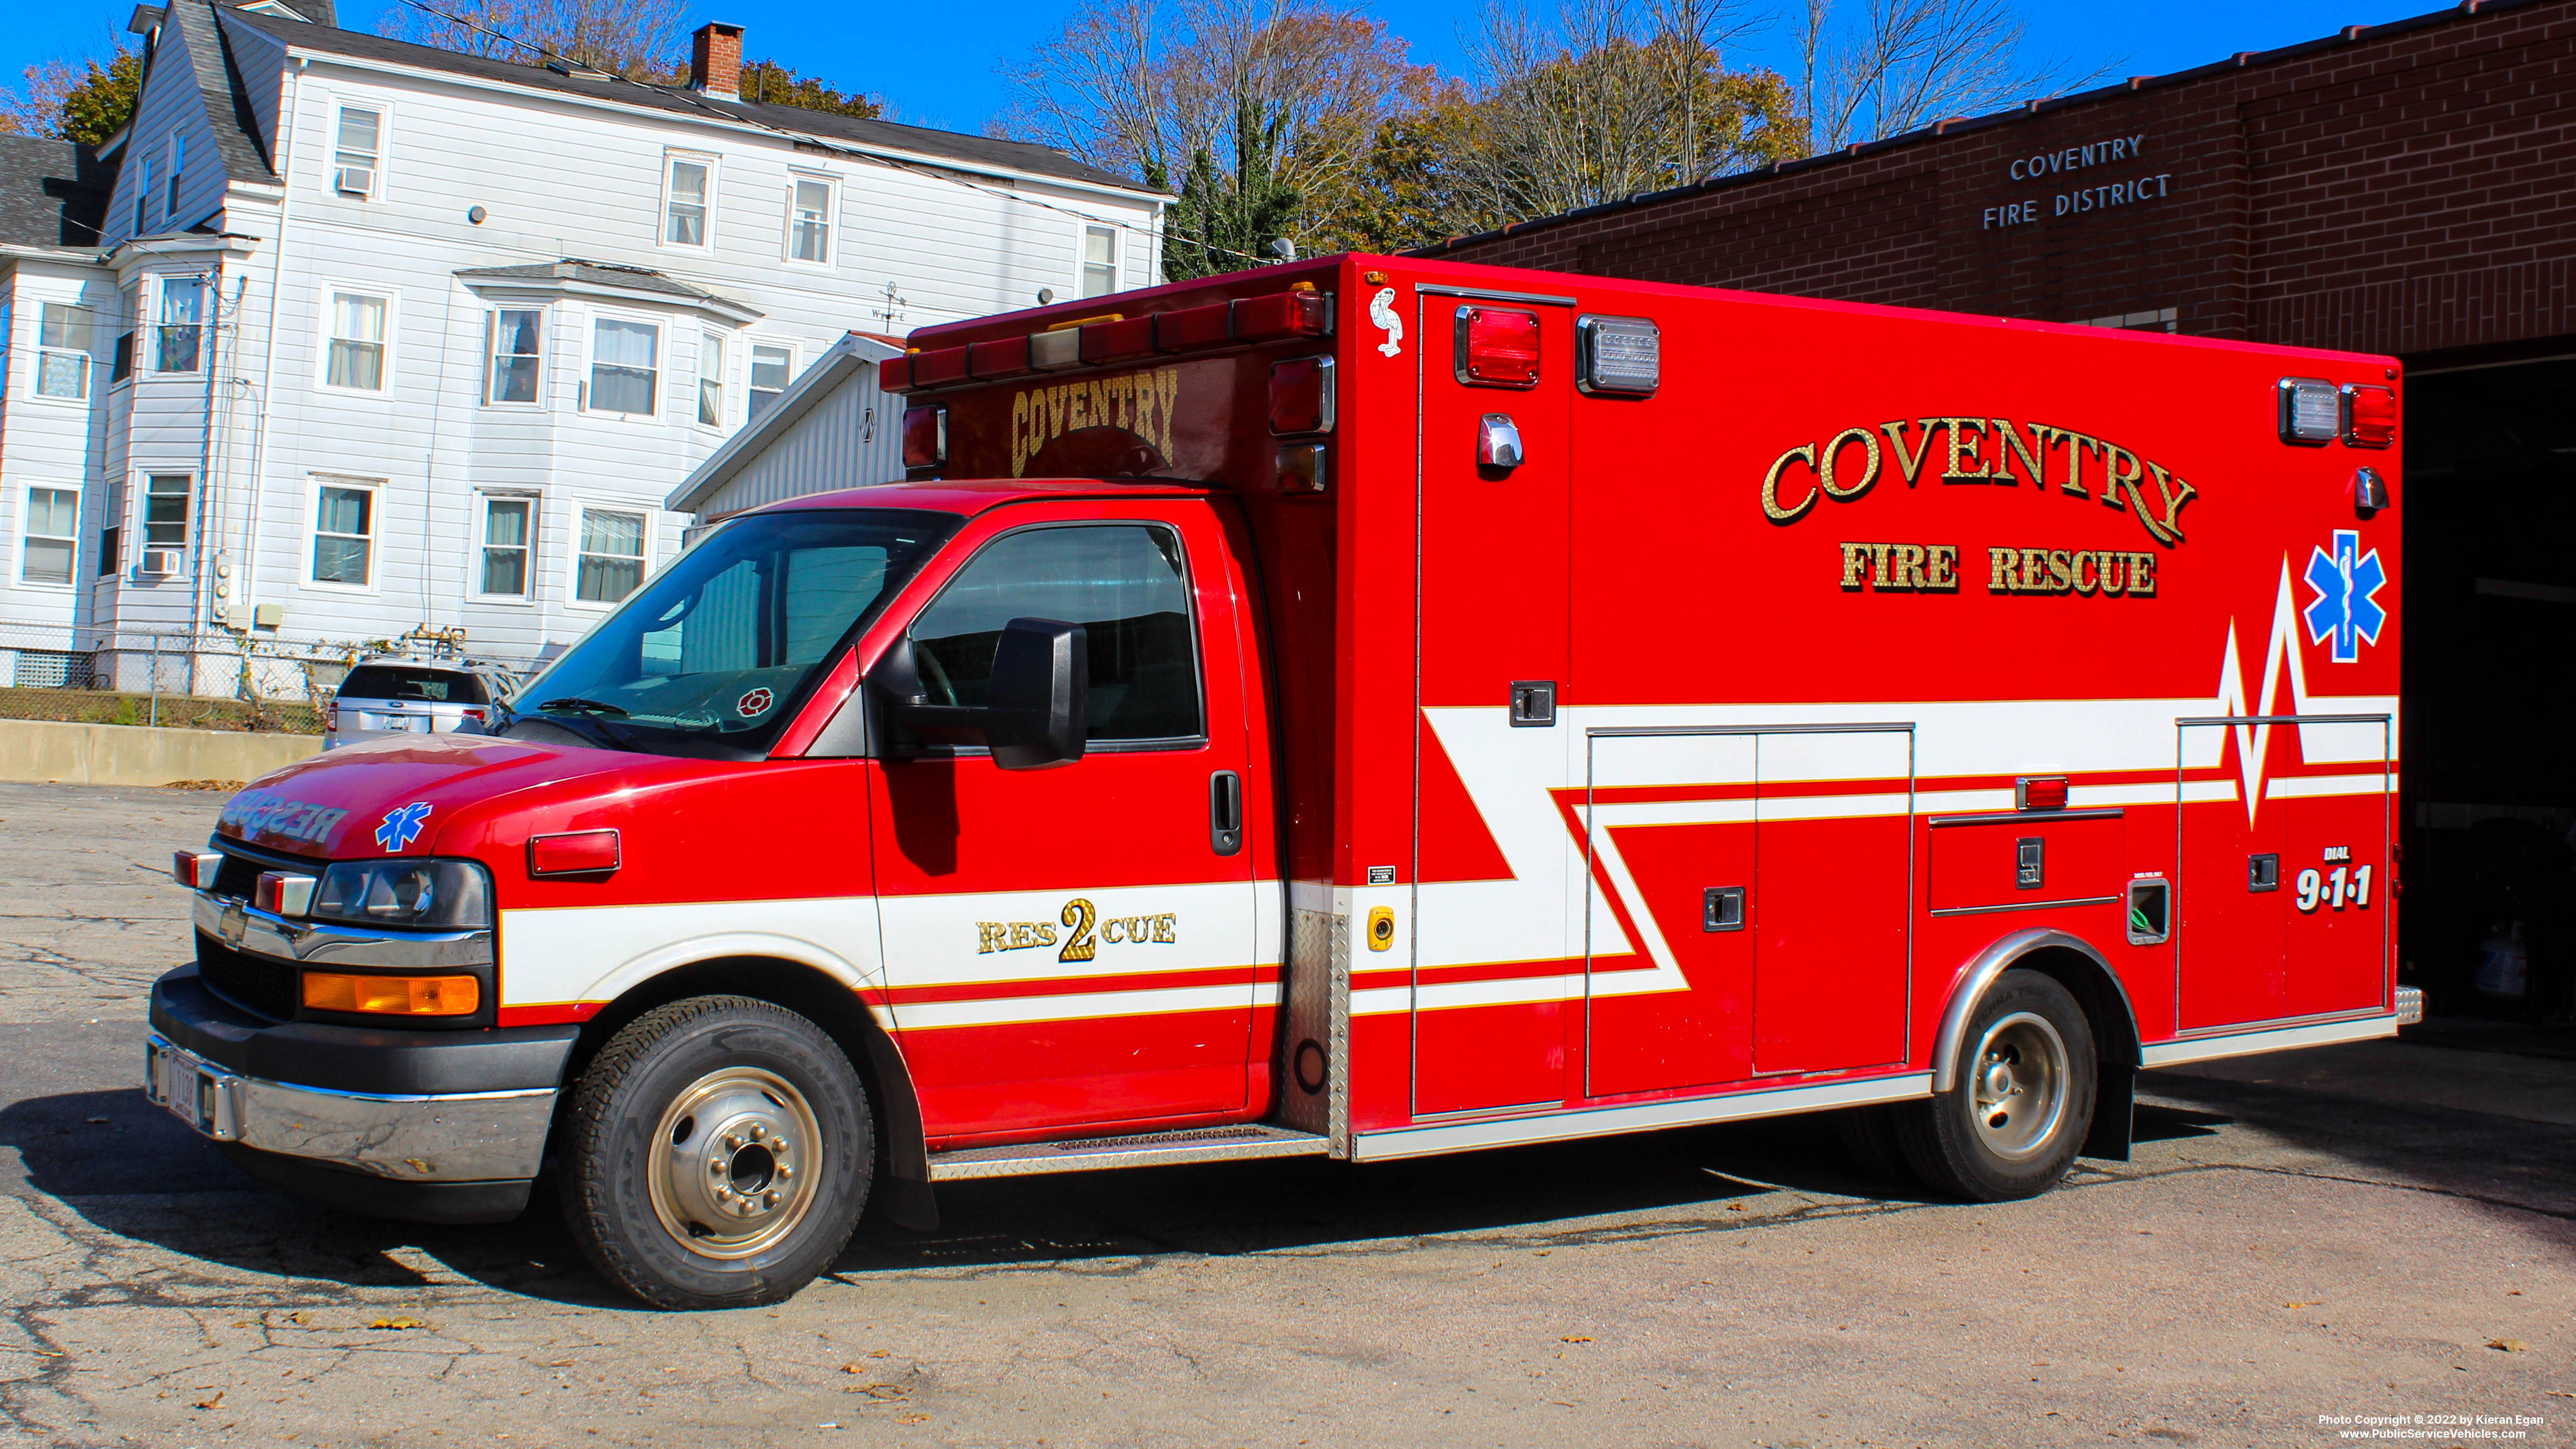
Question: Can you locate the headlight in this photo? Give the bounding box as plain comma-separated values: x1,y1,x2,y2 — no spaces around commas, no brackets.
310,858,492,930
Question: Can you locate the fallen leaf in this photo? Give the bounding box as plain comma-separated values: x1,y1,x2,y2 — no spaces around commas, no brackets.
541,1360,574,1368
192,1391,225,1411
2487,1339,2527,1353
1560,1336,1594,1344
849,1384,909,1400
368,1316,425,1331
1726,1203,1747,1213
869,1349,891,1358
2544,1391,2573,1399
2284,1302,2316,1309
895,1414,930,1426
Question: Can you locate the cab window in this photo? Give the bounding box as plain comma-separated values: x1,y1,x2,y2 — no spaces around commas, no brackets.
911,524,1201,744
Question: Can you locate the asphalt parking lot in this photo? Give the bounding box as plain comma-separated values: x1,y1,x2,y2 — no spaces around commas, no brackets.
0,781,2567,1448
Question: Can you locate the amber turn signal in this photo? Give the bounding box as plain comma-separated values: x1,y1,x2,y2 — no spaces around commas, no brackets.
301,971,480,1016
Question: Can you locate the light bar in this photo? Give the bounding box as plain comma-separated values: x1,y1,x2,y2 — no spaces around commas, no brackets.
885,290,1333,394
2277,378,2339,444
1577,315,1659,396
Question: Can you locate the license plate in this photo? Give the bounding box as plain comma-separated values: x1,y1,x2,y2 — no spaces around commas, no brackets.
364,712,425,732
146,1041,235,1140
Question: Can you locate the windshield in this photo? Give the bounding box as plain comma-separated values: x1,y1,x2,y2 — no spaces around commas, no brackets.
511,508,958,756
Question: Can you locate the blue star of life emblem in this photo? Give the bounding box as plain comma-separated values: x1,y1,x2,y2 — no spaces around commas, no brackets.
375,801,432,852
2302,529,2388,663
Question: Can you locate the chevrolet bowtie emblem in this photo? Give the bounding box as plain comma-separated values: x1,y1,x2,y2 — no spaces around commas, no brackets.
219,902,246,947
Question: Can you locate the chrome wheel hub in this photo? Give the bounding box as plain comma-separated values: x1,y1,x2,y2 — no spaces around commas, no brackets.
1968,1011,2069,1163
648,1067,823,1260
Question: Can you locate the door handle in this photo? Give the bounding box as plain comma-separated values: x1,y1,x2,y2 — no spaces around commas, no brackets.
1210,770,1243,857
1703,886,1745,932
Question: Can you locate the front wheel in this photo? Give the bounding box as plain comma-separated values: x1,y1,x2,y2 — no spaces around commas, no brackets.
1895,969,2096,1201
559,996,873,1309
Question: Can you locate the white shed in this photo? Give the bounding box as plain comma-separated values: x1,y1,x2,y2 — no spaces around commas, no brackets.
667,331,907,521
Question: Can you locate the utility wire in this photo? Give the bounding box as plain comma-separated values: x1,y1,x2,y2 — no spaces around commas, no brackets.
378,0,1276,270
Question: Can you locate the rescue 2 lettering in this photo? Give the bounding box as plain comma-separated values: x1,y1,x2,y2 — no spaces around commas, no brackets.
977,905,1177,959
1761,417,2197,547
216,790,348,844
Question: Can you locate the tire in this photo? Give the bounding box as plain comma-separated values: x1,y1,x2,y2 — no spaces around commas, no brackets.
558,996,873,1310
1894,969,2096,1202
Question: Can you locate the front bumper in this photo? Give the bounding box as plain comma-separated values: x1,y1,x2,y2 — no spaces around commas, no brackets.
150,964,581,1223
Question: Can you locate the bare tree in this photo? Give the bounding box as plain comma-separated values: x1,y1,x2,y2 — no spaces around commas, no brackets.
1797,0,2114,154
1440,0,1798,228
386,0,688,78
1001,0,1434,275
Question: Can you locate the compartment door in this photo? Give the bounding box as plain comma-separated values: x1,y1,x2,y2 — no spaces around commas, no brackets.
1751,729,1915,1075
1583,732,1758,1098
2280,718,2394,1019
1412,290,1577,1118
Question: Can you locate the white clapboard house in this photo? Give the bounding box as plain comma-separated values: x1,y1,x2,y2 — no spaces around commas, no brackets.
0,0,1163,693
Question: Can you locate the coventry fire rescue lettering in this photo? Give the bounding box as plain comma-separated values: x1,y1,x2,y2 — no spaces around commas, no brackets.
1834,541,2160,597
1761,416,2198,546
1009,365,1182,477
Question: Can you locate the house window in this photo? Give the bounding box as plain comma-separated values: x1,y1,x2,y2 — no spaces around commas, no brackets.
1082,225,1118,298
165,133,186,220
325,290,390,391
665,154,713,247
153,276,204,373
787,177,833,265
577,508,646,602
133,156,152,235
478,496,533,597
748,342,793,422
21,487,79,586
143,473,191,550
36,303,89,400
696,331,726,426
489,308,541,404
334,105,382,197
588,317,660,416
310,478,376,586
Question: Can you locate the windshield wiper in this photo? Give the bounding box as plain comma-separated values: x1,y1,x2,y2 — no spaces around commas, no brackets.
537,696,631,716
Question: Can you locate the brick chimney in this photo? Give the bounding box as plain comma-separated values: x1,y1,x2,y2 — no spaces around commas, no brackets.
689,23,744,100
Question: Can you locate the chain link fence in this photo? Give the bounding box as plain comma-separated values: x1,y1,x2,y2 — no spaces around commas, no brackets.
0,620,545,735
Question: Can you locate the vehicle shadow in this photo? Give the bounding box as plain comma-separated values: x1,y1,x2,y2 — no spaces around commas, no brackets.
828,1112,1943,1279
1,1084,1927,1304
0,1085,624,1307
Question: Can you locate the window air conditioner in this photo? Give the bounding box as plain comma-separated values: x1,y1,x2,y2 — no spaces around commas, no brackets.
335,165,375,198
139,549,184,577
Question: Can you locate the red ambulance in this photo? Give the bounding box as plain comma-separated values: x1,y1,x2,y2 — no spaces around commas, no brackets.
150,254,2410,1309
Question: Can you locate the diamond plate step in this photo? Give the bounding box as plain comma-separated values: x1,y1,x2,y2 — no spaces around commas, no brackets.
926,1122,1328,1181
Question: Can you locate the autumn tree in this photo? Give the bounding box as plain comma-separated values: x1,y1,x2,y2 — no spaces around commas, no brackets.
0,47,143,145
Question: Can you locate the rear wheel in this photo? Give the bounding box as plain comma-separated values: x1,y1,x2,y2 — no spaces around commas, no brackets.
1896,969,2096,1201
559,996,872,1309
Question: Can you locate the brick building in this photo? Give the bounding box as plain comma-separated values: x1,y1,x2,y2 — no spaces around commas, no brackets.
1428,0,2576,1011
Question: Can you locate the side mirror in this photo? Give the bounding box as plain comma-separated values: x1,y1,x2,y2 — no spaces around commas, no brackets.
872,617,1087,770
985,617,1087,770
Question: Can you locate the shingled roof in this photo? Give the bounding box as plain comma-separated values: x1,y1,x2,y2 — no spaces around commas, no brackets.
219,8,1156,196
0,134,114,250
167,0,277,186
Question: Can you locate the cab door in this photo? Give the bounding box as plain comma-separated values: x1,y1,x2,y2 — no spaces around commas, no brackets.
868,499,1261,1141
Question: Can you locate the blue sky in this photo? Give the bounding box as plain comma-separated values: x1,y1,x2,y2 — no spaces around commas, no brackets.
9,0,2455,141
